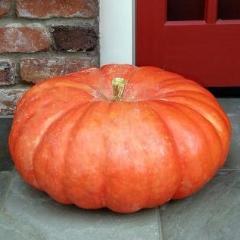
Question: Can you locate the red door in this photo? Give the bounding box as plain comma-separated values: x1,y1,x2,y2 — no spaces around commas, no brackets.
136,0,240,87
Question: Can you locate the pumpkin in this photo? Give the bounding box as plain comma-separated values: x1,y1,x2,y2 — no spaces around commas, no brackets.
9,64,231,213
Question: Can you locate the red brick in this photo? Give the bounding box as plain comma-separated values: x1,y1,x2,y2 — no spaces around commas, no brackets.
20,57,98,83
0,24,50,53
0,60,16,86
0,0,11,17
52,26,98,52
17,0,97,18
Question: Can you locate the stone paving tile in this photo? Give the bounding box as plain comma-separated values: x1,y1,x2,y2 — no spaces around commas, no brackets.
218,98,240,114
0,98,239,240
160,170,240,240
223,113,240,170
217,98,240,170
2,171,161,240
0,171,11,209
0,117,13,171
0,213,45,240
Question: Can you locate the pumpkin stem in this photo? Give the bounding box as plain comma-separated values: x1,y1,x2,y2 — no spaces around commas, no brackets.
112,78,127,101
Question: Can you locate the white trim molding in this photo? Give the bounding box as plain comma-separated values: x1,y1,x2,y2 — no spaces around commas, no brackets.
99,0,135,65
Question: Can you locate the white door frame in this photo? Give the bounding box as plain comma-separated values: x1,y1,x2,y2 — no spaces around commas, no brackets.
99,0,135,65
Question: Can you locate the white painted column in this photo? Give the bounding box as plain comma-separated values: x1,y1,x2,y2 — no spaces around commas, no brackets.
99,0,135,65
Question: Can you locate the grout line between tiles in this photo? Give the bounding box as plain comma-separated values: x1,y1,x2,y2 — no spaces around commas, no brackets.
0,115,13,118
220,168,240,172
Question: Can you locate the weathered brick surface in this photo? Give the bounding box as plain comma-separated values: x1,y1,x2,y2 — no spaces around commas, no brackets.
0,86,29,116
0,0,99,115
0,60,16,86
0,0,11,17
17,0,97,18
0,24,50,53
52,26,98,52
20,57,98,83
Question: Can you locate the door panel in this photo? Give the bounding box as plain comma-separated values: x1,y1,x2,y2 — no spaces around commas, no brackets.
167,0,205,21
136,0,240,86
218,0,240,20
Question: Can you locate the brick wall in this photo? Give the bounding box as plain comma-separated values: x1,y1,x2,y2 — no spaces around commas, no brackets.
0,0,99,116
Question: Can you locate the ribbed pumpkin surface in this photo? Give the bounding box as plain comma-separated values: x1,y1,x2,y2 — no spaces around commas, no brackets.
9,64,231,213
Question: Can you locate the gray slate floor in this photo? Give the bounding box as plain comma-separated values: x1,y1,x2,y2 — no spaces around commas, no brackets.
0,98,240,240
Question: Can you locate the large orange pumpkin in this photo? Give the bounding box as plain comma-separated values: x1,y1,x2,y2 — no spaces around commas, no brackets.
9,64,231,213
